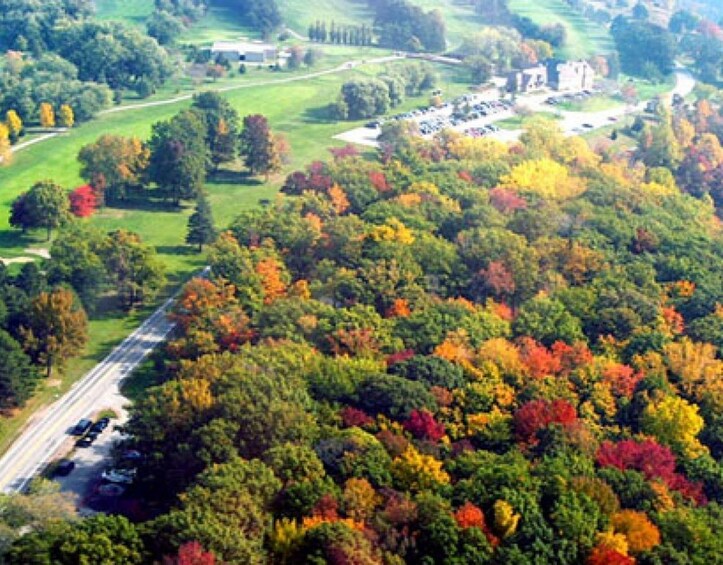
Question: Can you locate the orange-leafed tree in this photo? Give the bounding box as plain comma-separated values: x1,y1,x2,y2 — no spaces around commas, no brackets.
21,289,88,378
611,510,661,553
255,257,289,304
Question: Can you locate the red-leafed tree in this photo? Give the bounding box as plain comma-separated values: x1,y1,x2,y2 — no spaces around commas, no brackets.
369,170,390,192
550,341,593,374
489,187,527,213
454,501,499,546
514,399,577,443
341,406,374,428
164,541,215,565
404,409,445,442
596,439,706,504
602,363,644,398
69,185,98,218
586,546,635,565
478,261,516,299
329,144,360,161
519,338,562,378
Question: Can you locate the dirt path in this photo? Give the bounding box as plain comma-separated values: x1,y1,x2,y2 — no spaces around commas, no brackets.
0,247,50,266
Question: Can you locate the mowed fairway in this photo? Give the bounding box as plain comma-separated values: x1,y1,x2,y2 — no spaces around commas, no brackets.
509,0,614,58
94,0,155,25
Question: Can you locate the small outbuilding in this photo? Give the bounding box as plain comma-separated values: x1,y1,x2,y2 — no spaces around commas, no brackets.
211,41,278,64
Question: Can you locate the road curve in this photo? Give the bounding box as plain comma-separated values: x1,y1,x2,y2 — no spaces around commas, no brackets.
0,298,177,493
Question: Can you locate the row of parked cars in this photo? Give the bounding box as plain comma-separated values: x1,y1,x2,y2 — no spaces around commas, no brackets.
545,89,596,105
72,416,111,448
416,97,513,136
365,95,514,138
465,124,501,138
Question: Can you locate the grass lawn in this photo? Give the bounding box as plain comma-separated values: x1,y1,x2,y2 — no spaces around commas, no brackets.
94,0,154,26
508,0,614,59
557,96,623,112
0,60,469,452
496,111,560,130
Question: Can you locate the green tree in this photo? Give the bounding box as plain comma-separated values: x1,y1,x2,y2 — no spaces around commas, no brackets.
0,330,38,408
7,514,143,565
186,194,217,251
9,180,70,240
513,295,584,345
99,230,165,308
148,109,209,204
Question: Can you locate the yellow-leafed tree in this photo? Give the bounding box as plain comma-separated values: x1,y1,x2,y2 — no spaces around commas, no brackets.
58,104,74,128
39,102,55,128
5,110,23,142
502,158,586,200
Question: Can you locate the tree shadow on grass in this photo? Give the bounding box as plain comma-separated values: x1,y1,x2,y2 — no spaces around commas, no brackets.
0,229,36,251
108,196,185,213
207,169,264,186
302,105,338,125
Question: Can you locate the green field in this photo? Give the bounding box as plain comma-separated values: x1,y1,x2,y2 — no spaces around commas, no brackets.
508,0,614,58
94,0,154,26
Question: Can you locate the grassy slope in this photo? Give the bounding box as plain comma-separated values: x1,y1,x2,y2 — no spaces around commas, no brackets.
94,0,154,25
508,0,614,58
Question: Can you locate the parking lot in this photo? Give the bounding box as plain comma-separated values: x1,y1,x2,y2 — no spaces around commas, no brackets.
376,93,514,138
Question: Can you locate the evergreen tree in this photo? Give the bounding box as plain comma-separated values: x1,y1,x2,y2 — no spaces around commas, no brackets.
186,194,217,252
0,329,38,409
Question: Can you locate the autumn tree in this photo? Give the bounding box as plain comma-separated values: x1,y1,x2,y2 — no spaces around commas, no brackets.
20,289,88,378
9,180,71,240
239,114,282,179
514,399,578,443
641,395,707,459
0,123,11,164
5,110,23,142
78,135,150,204
186,194,217,251
611,510,660,553
57,104,74,128
163,541,216,565
69,185,98,218
39,102,55,128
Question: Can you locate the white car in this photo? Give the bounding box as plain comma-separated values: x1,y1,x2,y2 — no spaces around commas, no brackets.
102,468,137,484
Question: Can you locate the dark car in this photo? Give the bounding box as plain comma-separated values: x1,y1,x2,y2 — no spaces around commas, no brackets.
76,436,93,448
90,418,110,434
55,459,75,476
71,418,92,436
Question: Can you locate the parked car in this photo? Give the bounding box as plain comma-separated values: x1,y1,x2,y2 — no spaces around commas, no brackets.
102,468,137,485
89,418,110,434
54,459,75,476
71,418,92,436
76,436,93,448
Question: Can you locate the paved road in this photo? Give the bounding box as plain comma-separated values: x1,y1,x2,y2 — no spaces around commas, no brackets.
0,297,177,494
